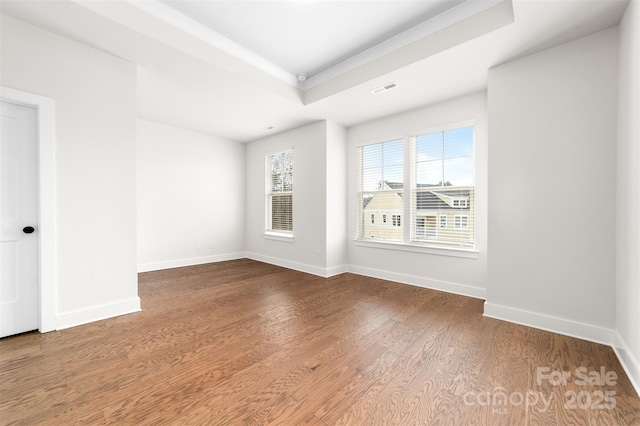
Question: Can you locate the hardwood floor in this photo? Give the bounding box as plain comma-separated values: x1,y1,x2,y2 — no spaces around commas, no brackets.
1,259,639,425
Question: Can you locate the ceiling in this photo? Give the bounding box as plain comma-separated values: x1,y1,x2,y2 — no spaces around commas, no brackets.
0,0,630,143
161,0,466,78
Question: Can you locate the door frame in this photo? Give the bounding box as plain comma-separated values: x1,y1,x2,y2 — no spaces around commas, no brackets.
1,86,56,333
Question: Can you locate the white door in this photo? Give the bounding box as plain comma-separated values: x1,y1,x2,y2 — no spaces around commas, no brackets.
1,100,39,338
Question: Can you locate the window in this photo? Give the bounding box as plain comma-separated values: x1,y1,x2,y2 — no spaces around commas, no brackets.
412,125,474,246
356,124,475,249
454,215,469,229
266,150,293,233
357,139,403,241
452,198,468,208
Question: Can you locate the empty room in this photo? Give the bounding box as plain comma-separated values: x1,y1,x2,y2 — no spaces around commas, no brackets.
1,0,639,424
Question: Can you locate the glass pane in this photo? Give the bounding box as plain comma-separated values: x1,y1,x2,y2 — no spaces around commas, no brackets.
443,157,474,186
361,194,374,210
412,125,474,247
360,139,403,191
382,139,404,185
415,190,441,211
282,171,293,192
270,173,281,192
415,132,443,187
361,169,383,192
271,194,292,231
416,161,443,187
362,143,382,168
361,143,382,191
415,132,443,161
443,126,474,186
358,139,403,242
269,150,293,192
443,126,474,159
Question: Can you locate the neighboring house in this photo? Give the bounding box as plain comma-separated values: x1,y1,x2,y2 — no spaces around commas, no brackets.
414,187,473,245
363,182,473,246
362,182,403,241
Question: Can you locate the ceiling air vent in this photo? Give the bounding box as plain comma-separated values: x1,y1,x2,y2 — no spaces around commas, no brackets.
370,82,398,95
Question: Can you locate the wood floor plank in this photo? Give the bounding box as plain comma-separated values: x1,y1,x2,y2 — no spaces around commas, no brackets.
1,259,638,425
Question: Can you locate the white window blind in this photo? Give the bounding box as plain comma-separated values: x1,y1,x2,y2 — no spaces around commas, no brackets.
356,139,404,241
410,126,474,246
266,150,293,233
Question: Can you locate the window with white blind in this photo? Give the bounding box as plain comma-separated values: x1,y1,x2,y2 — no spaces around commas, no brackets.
356,125,475,249
266,149,293,234
411,125,474,246
356,139,404,241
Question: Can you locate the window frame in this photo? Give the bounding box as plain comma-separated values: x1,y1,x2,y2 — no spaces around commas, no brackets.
356,138,405,243
452,198,468,208
265,148,294,239
354,120,478,258
410,124,475,247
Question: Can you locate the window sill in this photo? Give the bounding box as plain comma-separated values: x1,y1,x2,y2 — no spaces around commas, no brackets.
354,239,479,259
264,232,295,243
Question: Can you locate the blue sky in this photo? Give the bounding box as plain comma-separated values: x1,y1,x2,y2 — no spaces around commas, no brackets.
415,126,474,187
361,126,474,191
361,139,403,191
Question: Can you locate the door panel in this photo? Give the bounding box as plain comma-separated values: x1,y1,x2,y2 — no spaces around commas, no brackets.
1,100,39,338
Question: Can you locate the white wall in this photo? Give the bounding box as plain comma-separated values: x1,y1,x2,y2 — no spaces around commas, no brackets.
346,92,488,298
136,119,245,272
0,15,139,328
616,0,640,393
326,121,347,274
246,120,346,276
485,28,619,344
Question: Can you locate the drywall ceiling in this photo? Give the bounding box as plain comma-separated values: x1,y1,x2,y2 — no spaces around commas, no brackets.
161,0,465,78
0,0,629,143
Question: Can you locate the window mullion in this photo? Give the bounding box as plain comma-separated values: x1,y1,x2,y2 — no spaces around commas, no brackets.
403,135,411,244
441,132,445,188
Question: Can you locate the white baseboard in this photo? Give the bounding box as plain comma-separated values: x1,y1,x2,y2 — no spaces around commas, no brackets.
245,252,346,278
56,297,141,330
613,332,640,397
346,264,486,300
483,302,615,346
326,264,348,277
137,252,246,273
